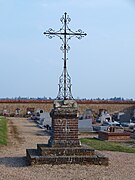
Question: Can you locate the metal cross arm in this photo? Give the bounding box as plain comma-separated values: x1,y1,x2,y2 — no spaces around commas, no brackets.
43,31,87,37
43,12,87,100
43,30,87,43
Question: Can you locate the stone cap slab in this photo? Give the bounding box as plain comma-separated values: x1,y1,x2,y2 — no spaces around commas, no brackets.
53,100,78,109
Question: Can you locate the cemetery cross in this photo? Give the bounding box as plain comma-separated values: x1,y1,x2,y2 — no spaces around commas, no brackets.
44,12,87,100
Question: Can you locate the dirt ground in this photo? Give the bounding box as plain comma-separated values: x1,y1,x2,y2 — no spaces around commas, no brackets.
0,117,135,180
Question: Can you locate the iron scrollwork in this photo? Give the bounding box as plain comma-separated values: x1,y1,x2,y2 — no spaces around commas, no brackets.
43,12,87,100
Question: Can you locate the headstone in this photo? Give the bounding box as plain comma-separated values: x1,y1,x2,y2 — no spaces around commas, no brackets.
78,119,93,132
16,108,20,115
34,110,51,128
100,110,112,123
3,109,9,116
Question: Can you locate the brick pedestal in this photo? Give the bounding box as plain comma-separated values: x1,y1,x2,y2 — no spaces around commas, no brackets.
48,100,80,147
26,100,109,165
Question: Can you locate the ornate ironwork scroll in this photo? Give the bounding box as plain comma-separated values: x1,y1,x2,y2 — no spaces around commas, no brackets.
43,12,87,100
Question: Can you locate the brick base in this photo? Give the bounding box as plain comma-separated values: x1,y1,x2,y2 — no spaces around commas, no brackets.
49,100,80,147
26,144,109,166
26,100,109,166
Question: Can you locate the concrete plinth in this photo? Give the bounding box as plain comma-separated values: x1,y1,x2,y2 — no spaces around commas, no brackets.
26,100,109,165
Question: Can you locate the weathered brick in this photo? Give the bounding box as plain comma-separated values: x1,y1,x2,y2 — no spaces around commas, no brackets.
26,100,109,166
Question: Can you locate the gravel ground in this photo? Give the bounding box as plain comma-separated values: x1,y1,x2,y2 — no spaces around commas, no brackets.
0,117,135,180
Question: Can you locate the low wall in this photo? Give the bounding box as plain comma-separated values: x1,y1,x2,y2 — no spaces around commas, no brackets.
0,100,135,116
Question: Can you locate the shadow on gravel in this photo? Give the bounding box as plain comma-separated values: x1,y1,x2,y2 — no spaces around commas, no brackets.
35,130,51,137
0,156,29,167
23,125,37,127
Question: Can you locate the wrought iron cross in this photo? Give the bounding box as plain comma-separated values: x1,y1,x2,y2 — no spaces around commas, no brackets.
43,12,87,100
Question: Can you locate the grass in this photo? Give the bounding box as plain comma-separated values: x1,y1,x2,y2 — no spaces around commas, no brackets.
80,138,135,153
0,116,7,145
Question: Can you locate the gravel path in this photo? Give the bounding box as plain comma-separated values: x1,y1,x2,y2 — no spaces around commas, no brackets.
0,117,135,180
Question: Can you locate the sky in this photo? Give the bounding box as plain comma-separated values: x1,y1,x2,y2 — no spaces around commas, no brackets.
0,0,135,99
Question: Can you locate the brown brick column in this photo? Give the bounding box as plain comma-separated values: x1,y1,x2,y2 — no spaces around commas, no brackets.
48,100,80,147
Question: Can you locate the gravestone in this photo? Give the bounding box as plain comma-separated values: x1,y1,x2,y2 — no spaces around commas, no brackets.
78,119,93,132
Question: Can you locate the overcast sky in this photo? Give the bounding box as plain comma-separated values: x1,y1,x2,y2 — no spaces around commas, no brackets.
0,0,135,99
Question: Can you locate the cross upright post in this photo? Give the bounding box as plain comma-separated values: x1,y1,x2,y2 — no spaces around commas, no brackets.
43,12,87,100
